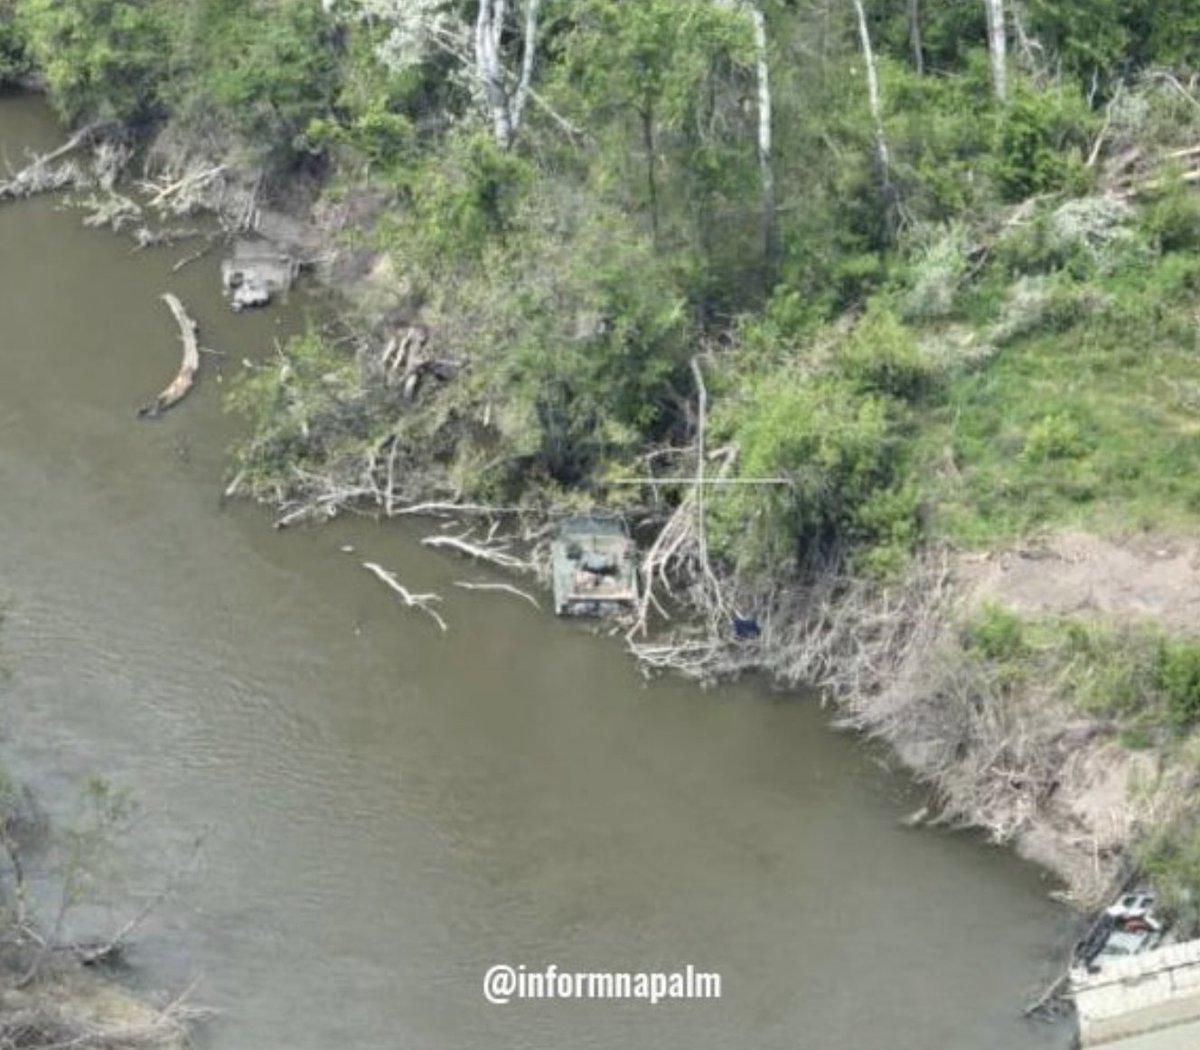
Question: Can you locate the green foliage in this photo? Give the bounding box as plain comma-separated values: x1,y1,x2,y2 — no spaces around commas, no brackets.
708,372,915,575
1020,413,1090,463
225,328,366,491
1140,182,1200,255
0,0,29,84
993,84,1094,201
1140,820,1200,921
393,130,534,270
959,612,1200,751
1026,0,1200,86
168,0,340,164
964,604,1027,661
424,197,694,491
838,301,938,400
1156,640,1200,731
922,243,1200,545
16,0,169,122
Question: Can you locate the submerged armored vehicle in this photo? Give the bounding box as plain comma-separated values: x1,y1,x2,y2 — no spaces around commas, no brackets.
550,514,638,617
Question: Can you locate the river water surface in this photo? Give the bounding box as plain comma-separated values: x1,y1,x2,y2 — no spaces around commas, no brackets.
0,94,1072,1050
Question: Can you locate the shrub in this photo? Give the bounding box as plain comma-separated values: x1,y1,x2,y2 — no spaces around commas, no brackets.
170,0,341,164
17,0,170,122
901,224,969,321
965,604,1027,661
1140,182,1200,255
708,374,910,573
1021,413,1091,462
993,84,1094,201
0,1,29,84
839,301,938,401
1156,639,1200,730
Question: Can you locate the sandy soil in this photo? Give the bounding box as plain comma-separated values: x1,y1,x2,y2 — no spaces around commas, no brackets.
960,530,1200,631
952,530,1200,904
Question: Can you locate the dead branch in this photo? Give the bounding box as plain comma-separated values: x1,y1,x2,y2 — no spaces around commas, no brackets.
1022,969,1072,1018
420,534,531,572
362,562,448,632
137,294,200,418
453,580,541,610
74,831,206,967
171,235,220,273
0,122,113,202
388,501,522,517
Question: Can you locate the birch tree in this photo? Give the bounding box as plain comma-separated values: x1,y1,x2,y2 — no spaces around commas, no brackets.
333,0,542,150
983,0,1007,101
747,1,778,267
475,0,541,150
850,0,889,185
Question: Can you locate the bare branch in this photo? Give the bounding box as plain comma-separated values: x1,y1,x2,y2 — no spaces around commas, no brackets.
362,562,448,631
454,580,541,609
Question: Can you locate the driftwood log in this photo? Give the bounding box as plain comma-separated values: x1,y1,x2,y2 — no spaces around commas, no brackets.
137,293,200,418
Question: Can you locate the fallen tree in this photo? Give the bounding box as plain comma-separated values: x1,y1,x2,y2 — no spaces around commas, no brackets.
137,294,200,418
0,122,116,203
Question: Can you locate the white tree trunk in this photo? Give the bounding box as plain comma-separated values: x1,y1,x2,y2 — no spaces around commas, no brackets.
511,0,541,137
475,0,513,149
473,0,542,149
850,0,889,180
747,1,777,266
983,0,1007,101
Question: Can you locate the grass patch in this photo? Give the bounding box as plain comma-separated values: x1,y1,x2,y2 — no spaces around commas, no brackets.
958,606,1200,744
919,251,1200,546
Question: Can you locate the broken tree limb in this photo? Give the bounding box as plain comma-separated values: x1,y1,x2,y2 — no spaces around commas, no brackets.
362,561,448,632
420,534,531,571
74,829,207,966
138,293,201,418
454,580,541,610
0,120,114,202
390,500,522,517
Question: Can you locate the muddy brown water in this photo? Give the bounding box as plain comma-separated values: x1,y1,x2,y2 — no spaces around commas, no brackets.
0,94,1073,1050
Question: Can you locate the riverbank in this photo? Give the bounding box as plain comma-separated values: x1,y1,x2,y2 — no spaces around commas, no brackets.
4,0,1200,946
0,109,1076,1049
7,91,1197,923
0,963,191,1050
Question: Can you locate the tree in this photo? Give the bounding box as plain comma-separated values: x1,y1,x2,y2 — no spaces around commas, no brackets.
850,0,890,196
552,0,753,246
17,0,170,122
907,0,923,74
474,0,541,149
983,0,1006,101
332,0,542,150
746,0,778,270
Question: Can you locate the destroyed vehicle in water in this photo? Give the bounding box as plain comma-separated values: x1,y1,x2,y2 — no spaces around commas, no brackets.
1075,890,1167,972
551,514,638,617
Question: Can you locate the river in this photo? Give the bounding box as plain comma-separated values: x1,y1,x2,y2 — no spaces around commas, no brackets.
0,94,1072,1050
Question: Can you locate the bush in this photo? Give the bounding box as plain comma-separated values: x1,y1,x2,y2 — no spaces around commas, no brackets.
0,1,29,84
708,374,908,573
1156,639,1200,730
993,84,1094,201
1021,413,1091,462
17,0,170,122
1140,182,1200,255
170,0,341,164
900,224,969,321
838,301,939,401
965,604,1027,660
